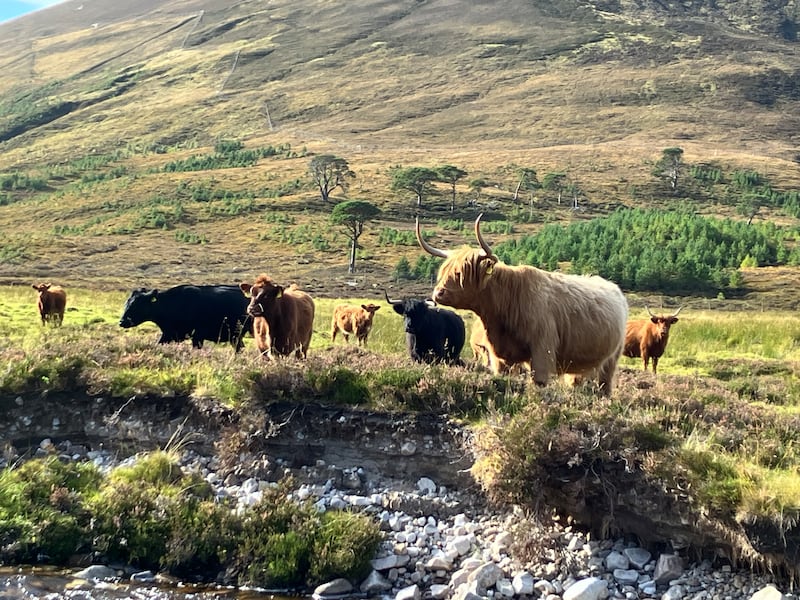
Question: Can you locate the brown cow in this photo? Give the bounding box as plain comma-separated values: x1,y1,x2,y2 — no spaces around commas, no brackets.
239,274,315,359
32,283,67,326
417,214,628,394
331,303,381,346
623,306,682,375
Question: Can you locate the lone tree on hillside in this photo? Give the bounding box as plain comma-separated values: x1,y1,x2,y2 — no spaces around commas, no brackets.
331,200,381,273
309,154,355,202
390,166,439,208
512,166,540,203
653,147,684,192
437,165,468,211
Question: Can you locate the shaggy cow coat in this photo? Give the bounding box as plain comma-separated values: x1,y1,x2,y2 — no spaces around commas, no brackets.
119,285,251,350
32,283,67,326
331,303,381,346
240,274,315,359
417,216,628,394
385,292,465,365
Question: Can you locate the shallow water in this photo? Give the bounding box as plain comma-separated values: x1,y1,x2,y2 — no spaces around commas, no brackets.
0,567,302,600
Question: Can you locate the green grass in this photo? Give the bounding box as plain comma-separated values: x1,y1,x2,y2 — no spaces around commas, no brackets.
4,286,800,573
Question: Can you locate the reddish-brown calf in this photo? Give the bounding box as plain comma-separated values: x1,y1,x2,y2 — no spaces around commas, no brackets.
331,303,380,346
622,306,682,375
32,283,67,326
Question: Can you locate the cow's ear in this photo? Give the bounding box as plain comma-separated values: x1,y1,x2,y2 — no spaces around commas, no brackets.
276,285,285,298
391,304,404,316
239,283,251,294
650,316,659,324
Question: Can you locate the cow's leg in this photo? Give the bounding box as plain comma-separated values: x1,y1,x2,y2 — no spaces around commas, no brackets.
596,357,618,396
530,350,554,387
331,326,338,343
652,356,659,375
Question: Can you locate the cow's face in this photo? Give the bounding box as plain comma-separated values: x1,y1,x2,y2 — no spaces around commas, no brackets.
240,280,283,317
119,288,156,327
650,315,679,338
432,249,496,309
392,300,432,335
361,304,381,318
32,283,51,295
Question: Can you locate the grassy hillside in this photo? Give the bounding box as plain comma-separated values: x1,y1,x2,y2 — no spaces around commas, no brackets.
1,0,800,301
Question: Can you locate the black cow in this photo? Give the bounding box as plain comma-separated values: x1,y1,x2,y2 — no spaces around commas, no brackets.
384,290,465,365
119,285,251,351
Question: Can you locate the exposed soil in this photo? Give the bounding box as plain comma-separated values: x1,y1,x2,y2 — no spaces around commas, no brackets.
1,391,797,582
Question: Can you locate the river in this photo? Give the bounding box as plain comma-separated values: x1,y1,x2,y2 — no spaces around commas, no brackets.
0,567,305,600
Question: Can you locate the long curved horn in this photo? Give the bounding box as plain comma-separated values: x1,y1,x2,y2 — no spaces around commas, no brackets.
474,213,496,259
671,306,683,317
645,305,656,318
416,218,450,258
384,289,401,305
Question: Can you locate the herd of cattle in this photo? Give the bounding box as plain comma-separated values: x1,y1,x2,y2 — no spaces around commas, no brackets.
30,216,682,394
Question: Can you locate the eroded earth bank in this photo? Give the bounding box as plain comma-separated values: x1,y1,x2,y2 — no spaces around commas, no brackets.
0,392,796,600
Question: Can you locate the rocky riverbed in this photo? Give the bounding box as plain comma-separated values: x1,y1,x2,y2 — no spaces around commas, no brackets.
0,393,796,600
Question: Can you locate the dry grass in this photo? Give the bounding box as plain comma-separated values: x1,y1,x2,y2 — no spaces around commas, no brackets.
0,1,800,296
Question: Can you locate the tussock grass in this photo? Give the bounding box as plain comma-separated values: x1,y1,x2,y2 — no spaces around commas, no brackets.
3,285,800,573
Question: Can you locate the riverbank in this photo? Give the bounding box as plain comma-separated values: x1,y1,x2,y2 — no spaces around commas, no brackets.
0,393,795,600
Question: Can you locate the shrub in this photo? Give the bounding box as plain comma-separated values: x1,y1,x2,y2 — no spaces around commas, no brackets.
310,510,382,584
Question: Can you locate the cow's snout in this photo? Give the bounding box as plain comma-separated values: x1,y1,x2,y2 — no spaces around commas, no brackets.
119,317,132,328
247,303,264,317
431,287,447,304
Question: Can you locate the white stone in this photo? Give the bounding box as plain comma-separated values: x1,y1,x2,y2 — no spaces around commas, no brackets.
750,585,788,600
417,477,437,494
512,572,535,595
613,569,640,586
313,578,353,597
494,531,513,549
450,567,470,589
496,578,515,598
401,442,417,456
371,555,399,571
563,577,609,600
662,585,684,600
348,495,371,507
395,583,421,600
624,547,652,569
360,570,392,593
430,584,449,599
605,551,630,571
74,565,117,581
467,562,503,593
653,554,684,585
460,557,483,571
534,578,556,596
425,555,453,571
329,495,347,510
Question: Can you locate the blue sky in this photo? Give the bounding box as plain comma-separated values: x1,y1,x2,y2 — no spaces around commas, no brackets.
0,0,68,23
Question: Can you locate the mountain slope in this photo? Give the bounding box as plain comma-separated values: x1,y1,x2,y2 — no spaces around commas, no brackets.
1,0,800,294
